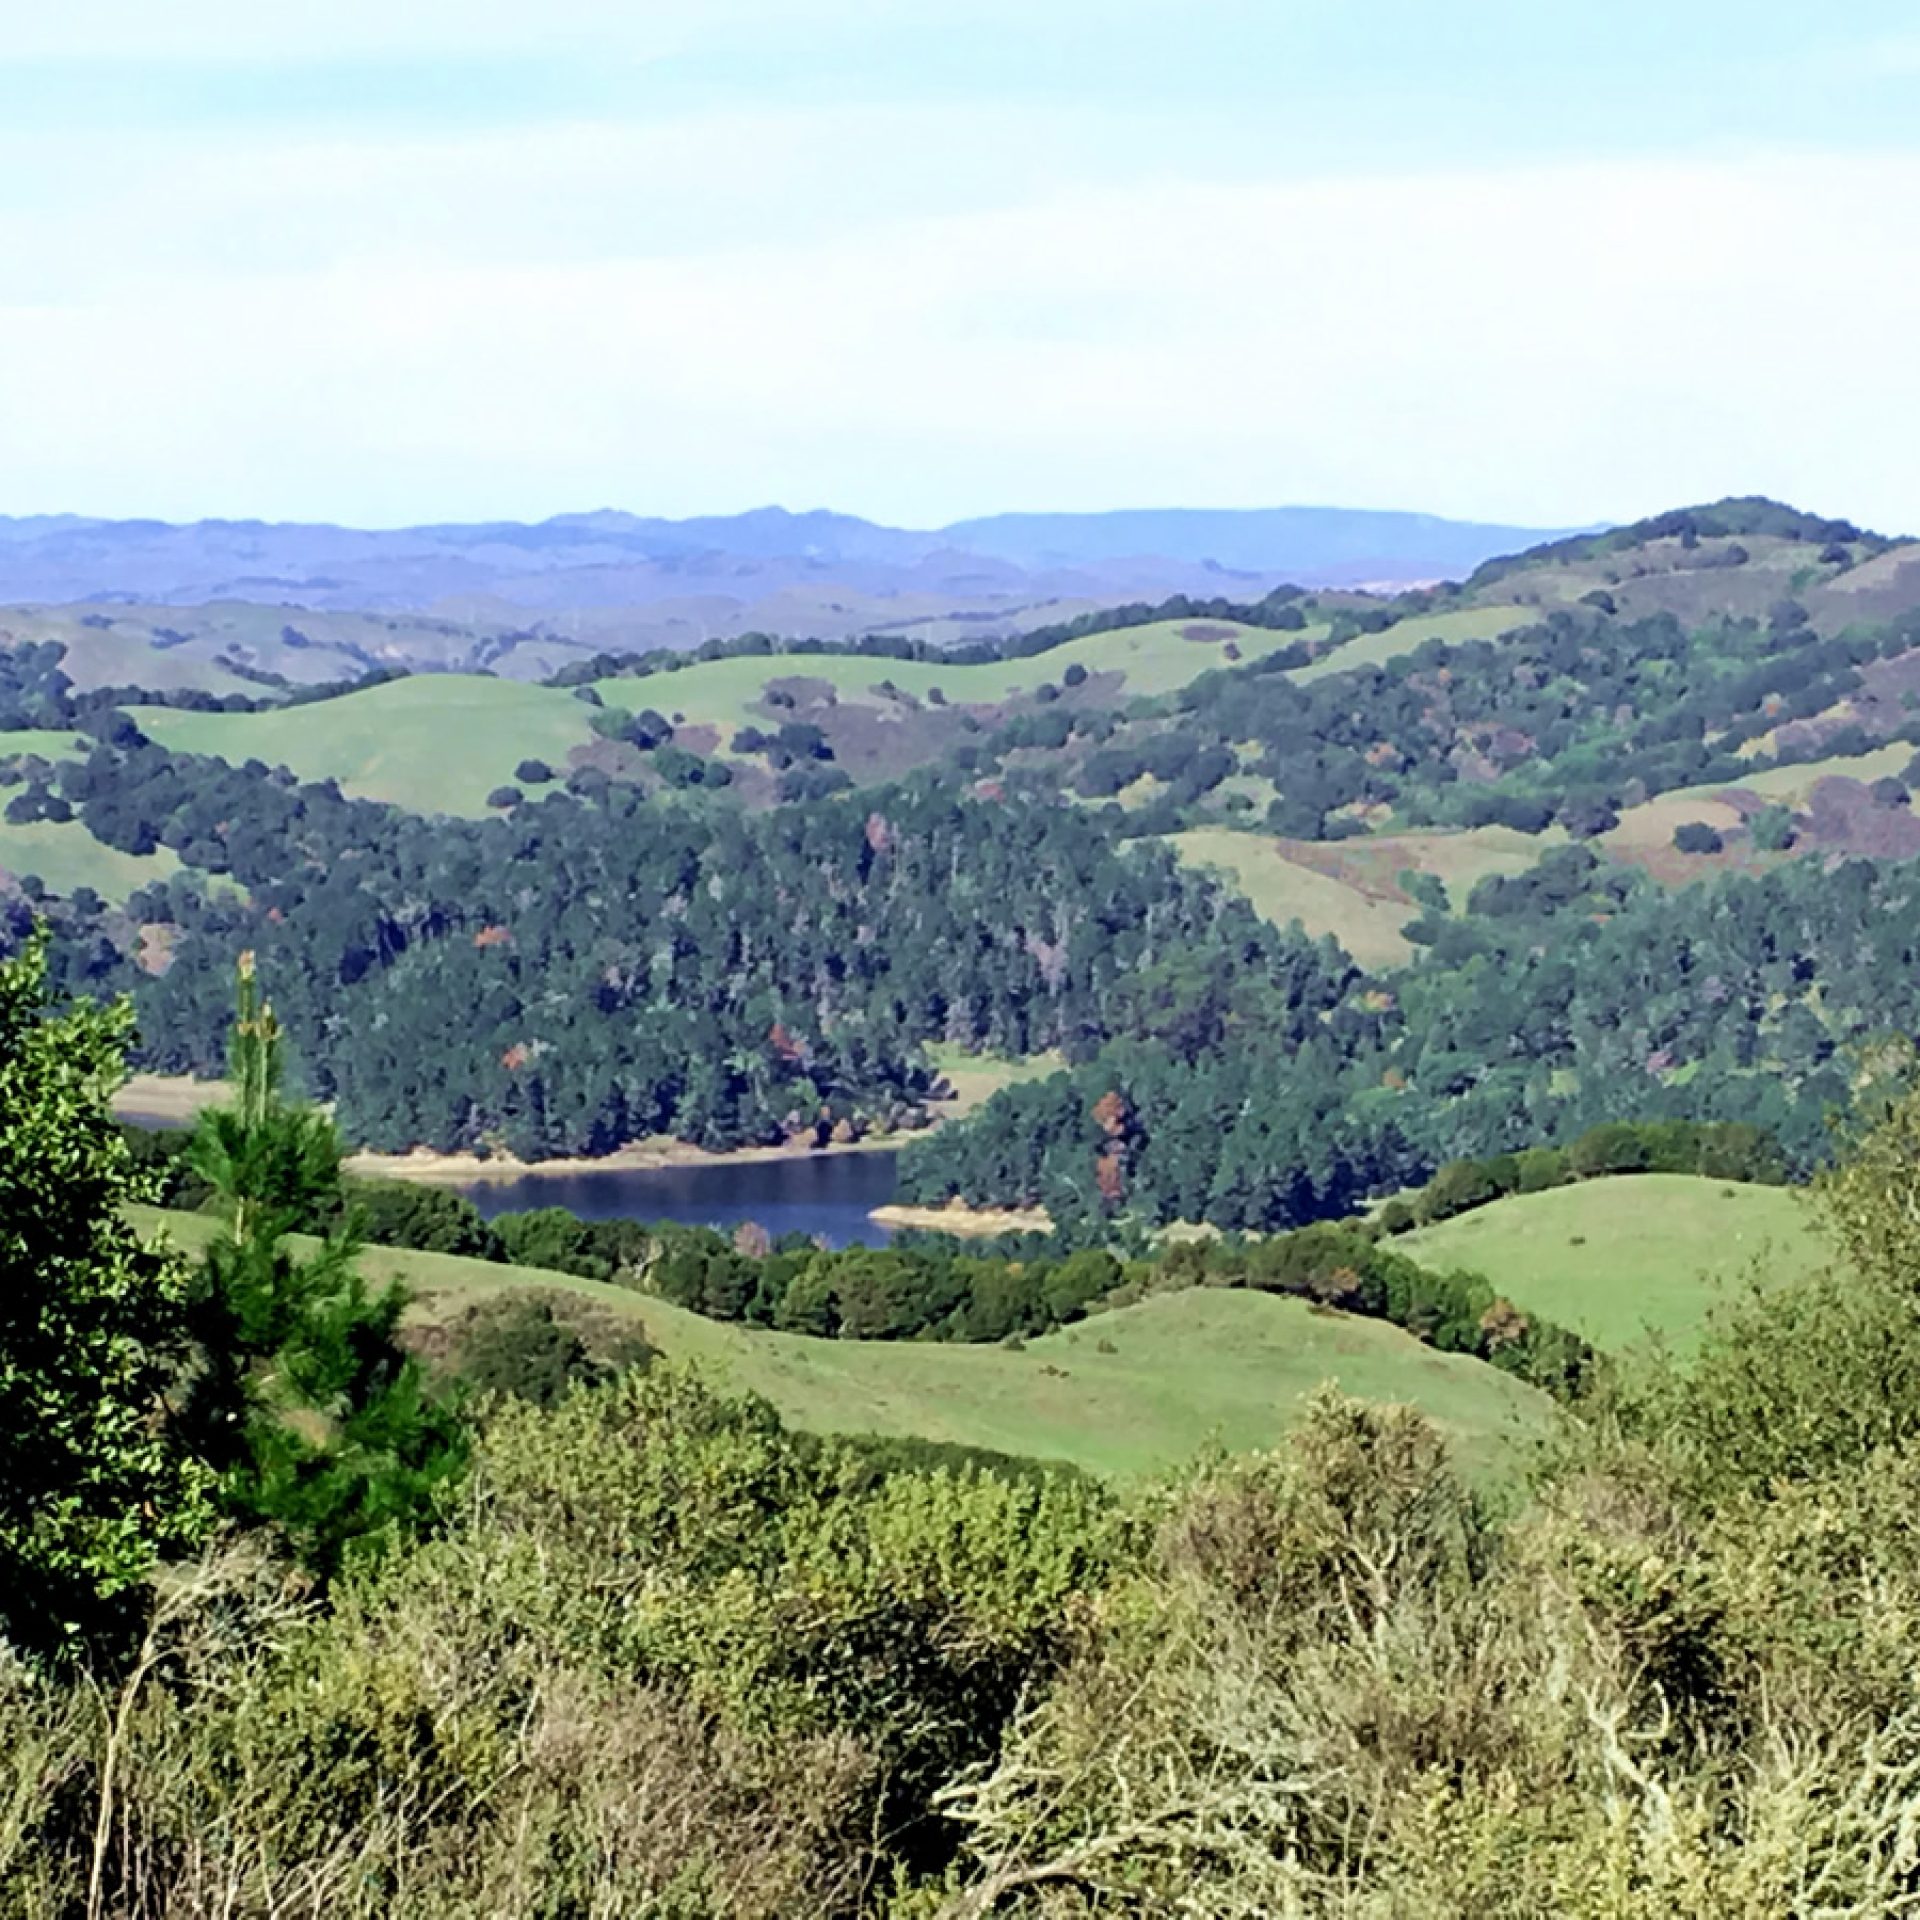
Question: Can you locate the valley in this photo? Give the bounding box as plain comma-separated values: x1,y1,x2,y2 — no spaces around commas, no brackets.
15,6,1920,1902
11,497,1919,1916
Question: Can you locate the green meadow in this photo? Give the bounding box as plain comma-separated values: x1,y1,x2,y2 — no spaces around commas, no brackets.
593,617,1333,732
1400,1174,1829,1353
1289,603,1530,682
137,675,601,816
135,1207,1550,1480
0,818,188,898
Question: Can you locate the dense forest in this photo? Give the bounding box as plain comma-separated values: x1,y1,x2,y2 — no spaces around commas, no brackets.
903,846,1912,1227
982,598,1920,841
13,744,1343,1157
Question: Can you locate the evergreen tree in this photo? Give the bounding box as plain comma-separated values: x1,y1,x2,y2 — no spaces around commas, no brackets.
181,954,466,1575
0,934,210,1659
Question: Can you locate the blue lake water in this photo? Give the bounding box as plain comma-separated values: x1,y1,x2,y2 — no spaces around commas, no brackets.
119,1102,906,1248
453,1149,902,1249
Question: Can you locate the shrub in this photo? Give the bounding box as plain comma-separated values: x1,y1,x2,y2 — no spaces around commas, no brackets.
1514,1145,1570,1193
1673,821,1724,854
344,1177,499,1258
1417,1158,1508,1225
448,1294,649,1407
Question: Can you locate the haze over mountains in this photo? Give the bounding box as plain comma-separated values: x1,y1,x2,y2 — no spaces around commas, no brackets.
0,504,1581,657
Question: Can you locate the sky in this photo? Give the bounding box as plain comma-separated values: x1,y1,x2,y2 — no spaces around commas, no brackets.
2,1,1918,531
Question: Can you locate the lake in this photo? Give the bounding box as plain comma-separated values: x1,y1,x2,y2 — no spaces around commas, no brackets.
452,1148,902,1249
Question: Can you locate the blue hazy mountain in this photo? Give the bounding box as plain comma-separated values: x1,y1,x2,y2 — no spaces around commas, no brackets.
0,503,1591,676
942,507,1581,577
0,504,1581,610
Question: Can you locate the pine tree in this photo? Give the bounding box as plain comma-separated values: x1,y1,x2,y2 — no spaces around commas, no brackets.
183,954,466,1575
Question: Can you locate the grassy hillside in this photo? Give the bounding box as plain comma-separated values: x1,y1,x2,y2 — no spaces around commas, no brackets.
1290,603,1529,683
593,618,1332,731
0,818,189,897
137,675,600,816
0,727,88,762
1399,1174,1829,1352
1168,823,1561,969
1167,827,1421,968
591,605,1534,738
133,1207,1551,1478
5,603,523,692
2,611,269,697
105,607,1546,815
921,1041,1065,1117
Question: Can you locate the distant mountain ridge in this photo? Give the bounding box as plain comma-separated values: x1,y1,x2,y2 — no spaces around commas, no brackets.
0,504,1583,623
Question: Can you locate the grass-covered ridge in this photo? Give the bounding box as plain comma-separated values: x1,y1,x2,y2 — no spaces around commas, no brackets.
133,1205,1551,1479
1399,1173,1826,1352
0,817,190,898
136,675,602,815
99,603,1535,816
1166,822,1559,969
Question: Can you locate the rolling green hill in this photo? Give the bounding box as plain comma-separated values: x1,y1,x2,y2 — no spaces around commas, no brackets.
0,818,190,897
0,728,88,762
97,605,1537,813
1289,603,1530,682
593,617,1332,730
133,1206,1551,1479
137,675,601,815
5,603,523,692
592,605,1533,733
1399,1174,1830,1353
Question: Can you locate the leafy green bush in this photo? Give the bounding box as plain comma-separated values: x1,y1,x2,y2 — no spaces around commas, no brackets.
0,938,212,1659
447,1293,653,1408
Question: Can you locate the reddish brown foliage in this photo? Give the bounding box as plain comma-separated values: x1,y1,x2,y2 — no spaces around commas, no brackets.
1480,1298,1531,1348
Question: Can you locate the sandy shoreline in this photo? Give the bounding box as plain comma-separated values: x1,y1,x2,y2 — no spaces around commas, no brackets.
342,1131,908,1183
868,1201,1054,1237
113,1073,233,1124
115,1074,917,1179
115,1076,1051,1233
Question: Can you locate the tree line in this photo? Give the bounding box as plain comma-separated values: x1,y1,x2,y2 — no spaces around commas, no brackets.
904,850,1901,1228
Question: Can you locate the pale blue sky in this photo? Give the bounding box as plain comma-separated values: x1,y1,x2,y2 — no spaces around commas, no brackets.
3,1,1918,529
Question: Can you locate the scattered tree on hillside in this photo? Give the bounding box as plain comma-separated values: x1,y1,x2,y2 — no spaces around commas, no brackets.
1673,821,1724,854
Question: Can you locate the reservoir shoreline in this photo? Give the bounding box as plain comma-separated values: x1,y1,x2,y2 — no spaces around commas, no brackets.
113,1074,1046,1244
